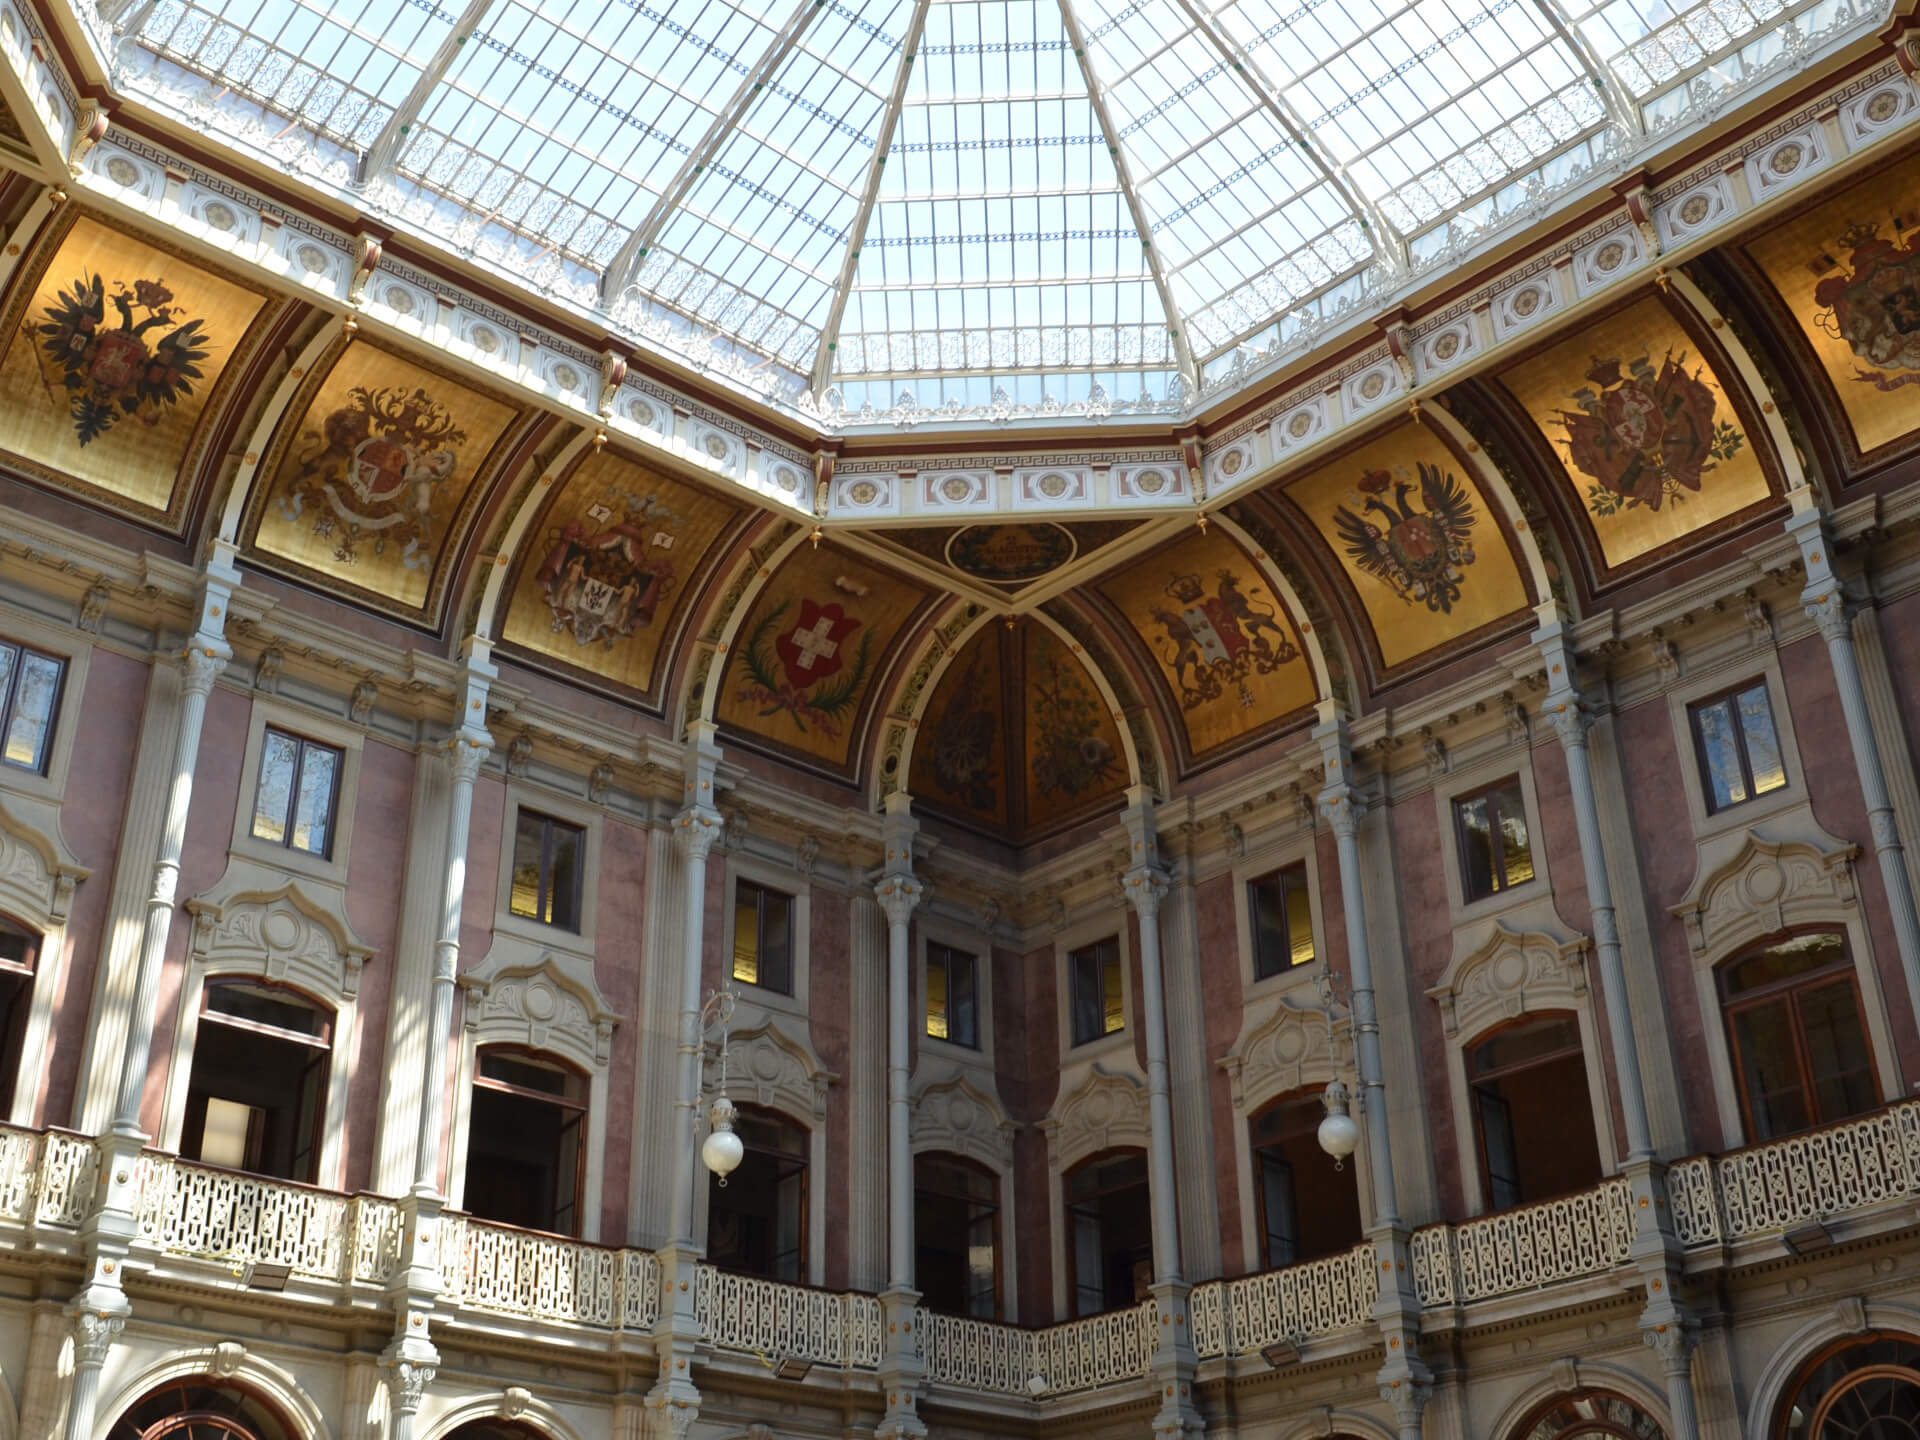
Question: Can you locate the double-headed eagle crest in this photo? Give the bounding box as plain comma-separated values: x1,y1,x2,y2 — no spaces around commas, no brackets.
34,273,209,445
1332,463,1477,614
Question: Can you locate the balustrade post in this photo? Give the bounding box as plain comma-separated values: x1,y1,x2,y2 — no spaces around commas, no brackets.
1314,711,1428,1440
1788,505,1920,1034
876,793,926,1440
65,548,239,1440
648,723,724,1440
1119,790,1203,1439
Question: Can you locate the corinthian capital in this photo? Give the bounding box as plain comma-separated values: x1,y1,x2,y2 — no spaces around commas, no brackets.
1122,866,1169,919
876,874,923,928
1803,588,1853,645
68,1307,124,1367
179,644,228,697
675,807,724,863
1318,787,1363,839
1543,695,1590,749
446,734,489,784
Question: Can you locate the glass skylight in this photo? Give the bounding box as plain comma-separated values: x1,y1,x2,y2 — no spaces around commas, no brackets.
101,0,1872,416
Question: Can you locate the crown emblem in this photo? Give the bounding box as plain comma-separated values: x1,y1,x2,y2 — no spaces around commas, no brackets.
1165,572,1206,604
1837,220,1881,253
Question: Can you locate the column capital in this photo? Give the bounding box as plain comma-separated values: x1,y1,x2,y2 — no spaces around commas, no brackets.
1542,694,1591,749
445,734,488,784
1317,786,1363,839
1123,866,1170,919
674,806,725,863
66,1305,125,1368
1803,586,1854,645
1642,1317,1699,1376
178,643,228,698
876,873,922,928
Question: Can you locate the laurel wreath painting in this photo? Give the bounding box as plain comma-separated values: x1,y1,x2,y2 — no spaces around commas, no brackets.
738,597,874,739
1556,352,1744,517
32,273,209,445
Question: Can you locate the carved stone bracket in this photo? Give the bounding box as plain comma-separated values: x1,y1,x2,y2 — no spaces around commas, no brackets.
1427,924,1591,1041
1040,1064,1149,1174
1669,833,1859,957
1219,997,1351,1111
723,1020,838,1120
911,1072,1017,1172
186,882,373,1000
458,955,622,1069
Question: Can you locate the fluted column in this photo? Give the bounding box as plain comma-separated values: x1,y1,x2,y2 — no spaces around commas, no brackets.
1314,711,1427,1440
876,792,926,1440
1791,507,1920,1033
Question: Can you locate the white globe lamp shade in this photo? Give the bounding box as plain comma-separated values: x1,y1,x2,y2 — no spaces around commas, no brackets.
1317,1080,1360,1165
702,1097,745,1179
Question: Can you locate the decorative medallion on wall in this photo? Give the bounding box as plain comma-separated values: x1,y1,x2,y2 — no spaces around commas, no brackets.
945,523,1076,583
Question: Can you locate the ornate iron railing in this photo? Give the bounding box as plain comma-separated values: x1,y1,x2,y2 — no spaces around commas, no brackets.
1197,1242,1380,1358
443,1216,626,1328
136,1155,354,1280
694,1264,883,1368
1412,1176,1635,1305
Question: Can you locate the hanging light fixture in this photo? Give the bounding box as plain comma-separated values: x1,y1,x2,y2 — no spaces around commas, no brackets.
702,1095,744,1182
1317,1078,1359,1170
694,987,741,1181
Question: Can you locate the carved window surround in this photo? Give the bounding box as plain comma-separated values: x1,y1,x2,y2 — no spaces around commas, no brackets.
0,601,91,804
0,796,88,1127
910,1071,1021,1322
720,848,813,1023
1039,1063,1149,1320
227,694,367,888
492,779,605,957
1426,921,1616,1216
1228,835,1329,1000
1428,750,1554,929
915,910,996,1068
1052,910,1134,1068
1660,650,1806,844
1669,830,1901,1148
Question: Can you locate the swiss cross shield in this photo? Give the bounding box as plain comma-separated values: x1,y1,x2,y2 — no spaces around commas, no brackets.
774,600,861,688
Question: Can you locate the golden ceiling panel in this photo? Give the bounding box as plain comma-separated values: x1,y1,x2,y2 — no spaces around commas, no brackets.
1022,621,1128,833
870,518,1144,596
1740,153,1920,458
0,210,270,524
1496,295,1771,569
912,622,1010,834
245,337,522,617
499,448,749,705
1096,527,1314,761
1284,420,1530,670
717,541,934,777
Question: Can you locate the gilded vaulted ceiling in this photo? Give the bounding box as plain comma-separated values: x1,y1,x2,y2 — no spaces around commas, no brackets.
3,12,1920,841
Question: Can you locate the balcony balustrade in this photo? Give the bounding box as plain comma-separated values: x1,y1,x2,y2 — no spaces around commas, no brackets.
5,1100,1915,1404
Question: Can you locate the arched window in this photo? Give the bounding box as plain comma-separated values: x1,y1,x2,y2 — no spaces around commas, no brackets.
1064,1148,1151,1317
182,979,333,1183
464,1047,588,1235
1249,1088,1362,1270
708,1104,807,1281
914,1151,1001,1318
0,917,38,1117
1719,932,1879,1142
105,1379,295,1440
1466,1012,1603,1211
1510,1390,1665,1439
441,1425,549,1440
1774,1332,1920,1438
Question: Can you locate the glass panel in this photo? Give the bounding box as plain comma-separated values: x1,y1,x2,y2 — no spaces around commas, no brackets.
949,948,978,1048
198,1096,256,1170
1071,1203,1105,1315
1249,872,1289,978
206,981,328,1040
510,813,547,920
1475,1085,1520,1209
1101,945,1124,1035
1693,696,1747,809
0,644,17,727
1284,868,1315,966
1258,1148,1296,1266
759,889,793,994
1493,783,1533,888
251,730,300,845
1455,793,1495,900
1469,1012,1579,1075
547,821,583,931
1723,932,1847,994
1737,683,1787,797
1797,979,1878,1125
733,886,761,985
966,1201,997,1316
926,948,949,1040
289,741,339,856
1071,947,1105,1045
1731,998,1812,1140
1,652,60,771
773,1162,805,1281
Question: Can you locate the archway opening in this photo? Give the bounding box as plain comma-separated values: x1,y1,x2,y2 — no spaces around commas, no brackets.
105,1378,296,1440
1509,1389,1665,1439
1775,1331,1920,1439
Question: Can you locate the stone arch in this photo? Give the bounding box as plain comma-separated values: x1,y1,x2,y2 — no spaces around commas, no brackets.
422,1389,586,1440
1489,1360,1671,1440
1742,1298,1920,1440
466,428,602,644
1219,995,1350,1115
98,1347,328,1440
1275,1412,1396,1440
213,317,347,545
1415,398,1557,613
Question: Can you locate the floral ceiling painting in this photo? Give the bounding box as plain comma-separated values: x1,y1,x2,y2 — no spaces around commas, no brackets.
1497,296,1772,568
246,339,522,615
1097,527,1314,760
717,542,933,775
1740,152,1920,457
910,619,1127,839
1285,420,1530,669
500,448,749,703
0,211,270,521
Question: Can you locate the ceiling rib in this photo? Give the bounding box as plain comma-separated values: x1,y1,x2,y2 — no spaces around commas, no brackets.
1055,0,1199,391
1169,0,1407,276
599,0,837,306
354,0,500,186
1525,0,1644,136
809,0,936,396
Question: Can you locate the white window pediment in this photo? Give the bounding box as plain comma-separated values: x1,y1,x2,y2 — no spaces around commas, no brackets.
1041,1063,1148,1173
185,881,372,1001
1427,924,1589,1042
0,797,87,926
1669,832,1858,957
1219,997,1350,1112
459,955,621,1070
723,1019,836,1121
911,1072,1016,1172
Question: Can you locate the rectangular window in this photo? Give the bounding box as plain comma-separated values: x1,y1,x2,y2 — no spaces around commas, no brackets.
1689,680,1788,813
0,639,65,775
250,728,343,858
1453,778,1534,903
183,979,332,1183
926,943,980,1048
509,810,585,931
1069,937,1124,1046
1248,863,1315,978
732,880,795,995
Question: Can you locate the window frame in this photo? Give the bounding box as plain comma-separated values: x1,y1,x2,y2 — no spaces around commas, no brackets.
1462,1010,1604,1212
1246,1087,1364,1272
705,1101,811,1282
924,941,981,1050
1246,861,1316,981
1687,677,1789,816
180,977,336,1184
1061,1146,1153,1318
249,727,345,860
1067,935,1126,1048
464,1043,591,1237
1717,932,1882,1143
1450,776,1535,904
0,919,39,1121
228,697,365,885
508,808,588,934
731,877,798,997
0,613,87,804
1662,658,1806,844
912,1150,1004,1319
0,637,66,778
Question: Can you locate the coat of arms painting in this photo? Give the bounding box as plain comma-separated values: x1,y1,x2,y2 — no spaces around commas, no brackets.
1498,297,1771,568
0,213,268,517
1742,153,1920,455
